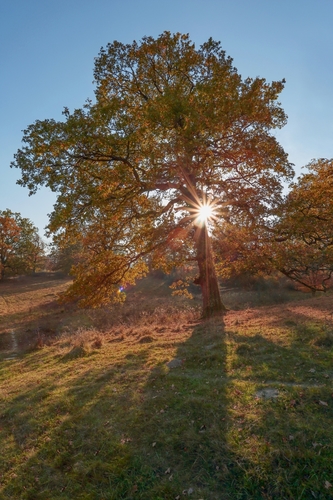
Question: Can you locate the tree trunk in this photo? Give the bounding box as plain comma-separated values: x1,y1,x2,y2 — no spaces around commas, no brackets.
0,257,5,280
194,224,227,318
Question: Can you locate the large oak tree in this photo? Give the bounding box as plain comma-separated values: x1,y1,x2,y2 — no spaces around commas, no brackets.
12,32,293,316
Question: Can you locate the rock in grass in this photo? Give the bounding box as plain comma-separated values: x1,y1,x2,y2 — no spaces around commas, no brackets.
167,358,183,369
63,345,89,360
255,388,279,400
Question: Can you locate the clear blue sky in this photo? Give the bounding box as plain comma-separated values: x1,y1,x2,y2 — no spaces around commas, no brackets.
1,0,333,240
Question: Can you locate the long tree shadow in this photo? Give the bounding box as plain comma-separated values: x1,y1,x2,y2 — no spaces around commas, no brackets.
0,273,70,297
130,318,230,498
0,318,230,499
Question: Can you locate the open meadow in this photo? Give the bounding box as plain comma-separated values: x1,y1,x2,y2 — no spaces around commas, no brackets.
1,274,333,499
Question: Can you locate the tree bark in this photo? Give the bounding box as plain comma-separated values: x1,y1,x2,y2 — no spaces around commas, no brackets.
194,224,227,318
0,257,5,280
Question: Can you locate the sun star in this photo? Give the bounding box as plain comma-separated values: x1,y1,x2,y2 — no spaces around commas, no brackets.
197,203,214,224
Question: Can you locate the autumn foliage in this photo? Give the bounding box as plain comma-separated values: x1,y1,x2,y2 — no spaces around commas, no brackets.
276,159,333,293
12,32,296,314
0,209,45,279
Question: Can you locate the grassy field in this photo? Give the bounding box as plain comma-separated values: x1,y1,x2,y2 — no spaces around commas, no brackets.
1,273,333,499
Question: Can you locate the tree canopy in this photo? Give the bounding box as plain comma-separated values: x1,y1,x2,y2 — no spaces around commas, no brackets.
12,32,293,316
214,158,333,295
0,209,45,279
275,159,333,293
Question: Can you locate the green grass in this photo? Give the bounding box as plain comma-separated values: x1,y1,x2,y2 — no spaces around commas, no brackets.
1,276,333,499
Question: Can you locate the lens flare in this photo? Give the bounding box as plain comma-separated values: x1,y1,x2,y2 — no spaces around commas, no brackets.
198,204,214,224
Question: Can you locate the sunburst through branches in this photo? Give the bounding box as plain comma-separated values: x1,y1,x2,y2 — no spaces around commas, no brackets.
191,197,219,228
197,202,215,225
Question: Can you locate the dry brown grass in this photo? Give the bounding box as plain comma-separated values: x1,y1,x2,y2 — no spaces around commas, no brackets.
0,272,199,354
225,294,333,343
0,273,71,329
2,272,332,355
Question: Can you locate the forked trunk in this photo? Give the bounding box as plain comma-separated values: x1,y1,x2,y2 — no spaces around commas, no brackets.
194,224,227,318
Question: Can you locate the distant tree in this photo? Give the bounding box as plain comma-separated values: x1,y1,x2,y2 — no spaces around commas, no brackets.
12,32,293,316
275,158,333,294
215,159,333,295
0,211,21,279
49,240,82,275
0,209,45,279
15,219,46,274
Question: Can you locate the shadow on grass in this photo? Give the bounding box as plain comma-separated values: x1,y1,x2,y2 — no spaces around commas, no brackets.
1,315,333,499
0,273,70,296
0,319,229,499
225,324,333,500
